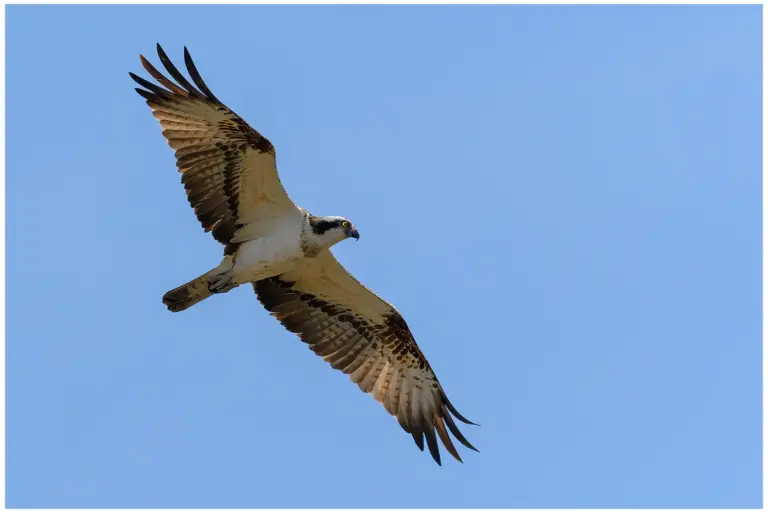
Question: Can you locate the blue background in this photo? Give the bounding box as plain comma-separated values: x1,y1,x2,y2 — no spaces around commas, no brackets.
6,4,762,508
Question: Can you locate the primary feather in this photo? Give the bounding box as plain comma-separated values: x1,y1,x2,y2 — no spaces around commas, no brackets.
131,44,478,465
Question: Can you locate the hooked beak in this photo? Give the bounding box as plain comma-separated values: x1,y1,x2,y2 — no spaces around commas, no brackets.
347,227,360,241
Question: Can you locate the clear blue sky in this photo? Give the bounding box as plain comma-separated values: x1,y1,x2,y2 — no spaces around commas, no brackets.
6,4,761,508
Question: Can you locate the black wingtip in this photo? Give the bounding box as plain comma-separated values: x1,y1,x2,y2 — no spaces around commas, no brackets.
424,426,442,466
442,392,479,426
128,71,172,99
183,46,194,68
442,405,479,453
183,45,220,103
156,43,171,65
155,43,167,63
412,430,425,452
134,88,153,101
153,43,205,99
128,71,146,86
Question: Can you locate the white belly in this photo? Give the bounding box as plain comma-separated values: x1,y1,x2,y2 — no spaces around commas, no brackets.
231,218,304,283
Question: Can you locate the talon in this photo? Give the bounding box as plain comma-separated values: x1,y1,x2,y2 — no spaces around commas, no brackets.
208,274,237,294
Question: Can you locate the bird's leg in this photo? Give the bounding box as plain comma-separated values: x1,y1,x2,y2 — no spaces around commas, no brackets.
206,254,238,294
207,273,238,294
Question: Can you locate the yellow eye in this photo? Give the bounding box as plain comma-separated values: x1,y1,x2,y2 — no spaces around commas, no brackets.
341,221,350,228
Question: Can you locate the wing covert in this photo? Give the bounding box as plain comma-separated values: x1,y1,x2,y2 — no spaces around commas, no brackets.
130,44,296,245
253,251,478,465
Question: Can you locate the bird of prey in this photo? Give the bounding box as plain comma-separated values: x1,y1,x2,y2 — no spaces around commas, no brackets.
130,44,478,465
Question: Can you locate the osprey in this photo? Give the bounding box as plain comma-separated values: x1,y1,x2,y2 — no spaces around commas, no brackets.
130,44,478,465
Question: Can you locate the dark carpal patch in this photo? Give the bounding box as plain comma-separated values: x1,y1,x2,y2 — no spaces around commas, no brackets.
251,276,478,465
130,43,279,247
383,310,429,370
218,119,275,154
223,242,240,256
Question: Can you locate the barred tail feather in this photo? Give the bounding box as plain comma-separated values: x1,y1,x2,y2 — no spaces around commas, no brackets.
162,272,216,312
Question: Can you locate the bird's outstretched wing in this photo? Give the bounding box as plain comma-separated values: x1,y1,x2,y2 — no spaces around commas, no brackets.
130,44,296,246
253,251,478,465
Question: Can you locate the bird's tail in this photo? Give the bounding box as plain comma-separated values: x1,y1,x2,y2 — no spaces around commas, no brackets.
162,271,217,313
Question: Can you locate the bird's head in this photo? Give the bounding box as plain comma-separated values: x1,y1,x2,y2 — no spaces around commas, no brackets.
306,215,360,250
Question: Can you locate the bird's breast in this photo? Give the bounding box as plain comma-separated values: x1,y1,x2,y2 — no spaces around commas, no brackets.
231,215,305,281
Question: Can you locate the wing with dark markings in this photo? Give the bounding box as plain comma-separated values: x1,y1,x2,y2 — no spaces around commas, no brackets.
252,250,478,465
130,44,296,245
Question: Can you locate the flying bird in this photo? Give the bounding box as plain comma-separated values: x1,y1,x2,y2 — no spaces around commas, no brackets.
130,44,478,465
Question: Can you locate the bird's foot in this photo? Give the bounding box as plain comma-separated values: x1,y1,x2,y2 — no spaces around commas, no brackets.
208,274,237,294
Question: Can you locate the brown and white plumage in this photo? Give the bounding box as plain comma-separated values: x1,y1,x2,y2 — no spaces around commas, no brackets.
130,44,295,247
131,44,477,464
254,251,478,464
